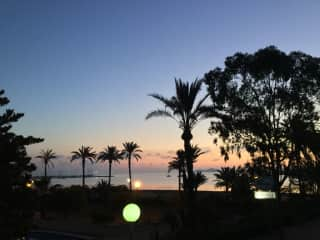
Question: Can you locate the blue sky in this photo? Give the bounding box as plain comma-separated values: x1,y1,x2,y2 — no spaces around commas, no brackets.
1,0,320,174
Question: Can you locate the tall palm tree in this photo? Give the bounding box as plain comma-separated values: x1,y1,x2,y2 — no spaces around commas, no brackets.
97,146,123,187
146,79,211,198
71,146,96,187
36,149,56,178
122,142,142,191
168,150,185,192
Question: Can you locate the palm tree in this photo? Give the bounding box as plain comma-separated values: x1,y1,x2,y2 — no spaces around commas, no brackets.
194,171,208,192
146,79,211,198
97,146,123,187
36,149,56,178
168,150,185,192
122,142,142,191
168,145,206,192
214,167,238,193
71,146,96,187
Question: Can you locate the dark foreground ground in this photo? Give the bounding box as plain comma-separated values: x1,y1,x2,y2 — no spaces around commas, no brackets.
29,218,320,240
30,190,320,240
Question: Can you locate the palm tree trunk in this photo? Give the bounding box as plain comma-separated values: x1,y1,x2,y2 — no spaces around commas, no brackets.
108,161,112,187
182,166,186,190
44,163,47,178
82,157,85,187
182,128,194,195
182,128,196,226
128,156,132,191
178,168,181,192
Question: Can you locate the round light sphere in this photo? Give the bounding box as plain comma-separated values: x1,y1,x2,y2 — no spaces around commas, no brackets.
122,203,141,222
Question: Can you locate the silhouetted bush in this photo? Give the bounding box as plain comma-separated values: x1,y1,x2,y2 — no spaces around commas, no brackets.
43,185,89,217
90,206,114,224
110,184,129,192
65,185,89,212
231,175,253,202
34,177,51,192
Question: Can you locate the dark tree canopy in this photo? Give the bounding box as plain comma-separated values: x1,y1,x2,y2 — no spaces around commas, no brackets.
0,89,43,238
204,46,320,198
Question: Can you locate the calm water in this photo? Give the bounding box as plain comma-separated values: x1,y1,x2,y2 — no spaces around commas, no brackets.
50,171,220,191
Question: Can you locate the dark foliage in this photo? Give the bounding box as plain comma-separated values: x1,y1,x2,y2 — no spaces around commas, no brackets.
122,141,142,191
146,79,212,204
71,146,96,187
204,46,320,198
0,89,43,239
97,146,123,186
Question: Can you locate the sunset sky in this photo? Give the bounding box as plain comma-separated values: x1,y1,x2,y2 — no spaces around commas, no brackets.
1,0,320,175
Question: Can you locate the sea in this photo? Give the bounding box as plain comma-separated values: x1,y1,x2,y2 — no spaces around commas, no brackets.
49,171,220,191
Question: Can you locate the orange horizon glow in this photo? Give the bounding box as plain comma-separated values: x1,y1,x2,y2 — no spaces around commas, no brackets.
28,120,250,173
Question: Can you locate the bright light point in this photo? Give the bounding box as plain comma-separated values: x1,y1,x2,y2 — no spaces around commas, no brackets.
122,203,141,222
127,178,131,183
254,191,276,199
134,180,141,189
26,182,32,188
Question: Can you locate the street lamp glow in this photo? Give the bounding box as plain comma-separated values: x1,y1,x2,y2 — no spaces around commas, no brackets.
122,203,141,222
26,181,33,188
134,180,141,189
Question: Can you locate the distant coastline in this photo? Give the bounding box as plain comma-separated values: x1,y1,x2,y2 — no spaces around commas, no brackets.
197,168,218,172
33,175,109,179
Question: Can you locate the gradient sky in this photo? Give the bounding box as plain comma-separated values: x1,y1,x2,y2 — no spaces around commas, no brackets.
1,0,320,175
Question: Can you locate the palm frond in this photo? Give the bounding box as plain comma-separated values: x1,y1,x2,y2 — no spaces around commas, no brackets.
122,141,143,166
133,154,141,161
70,146,96,162
148,93,176,110
98,146,123,163
48,161,55,168
145,109,175,120
193,93,210,114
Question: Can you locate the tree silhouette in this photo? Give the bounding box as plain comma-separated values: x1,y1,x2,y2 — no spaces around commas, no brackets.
204,46,320,199
0,89,43,238
168,150,185,192
193,171,207,192
286,115,320,194
168,145,206,192
214,167,239,193
122,142,142,191
36,149,56,178
97,146,123,187
146,79,211,208
71,146,96,187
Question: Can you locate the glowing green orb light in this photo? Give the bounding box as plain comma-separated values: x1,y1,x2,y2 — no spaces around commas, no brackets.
122,203,141,222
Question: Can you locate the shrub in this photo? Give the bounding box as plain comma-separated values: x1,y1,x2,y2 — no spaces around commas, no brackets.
90,206,114,224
